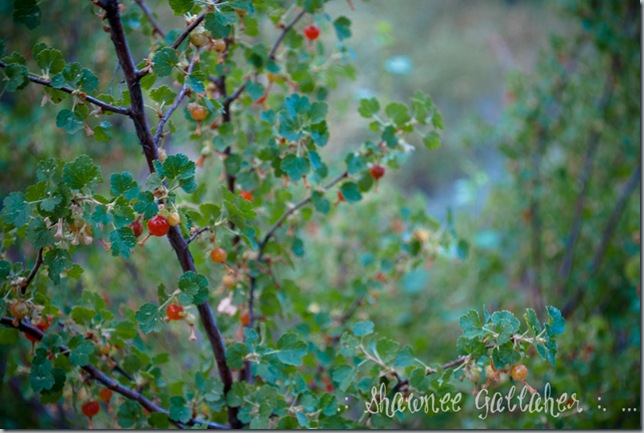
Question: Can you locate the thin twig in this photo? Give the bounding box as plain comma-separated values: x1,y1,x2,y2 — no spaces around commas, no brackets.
134,0,166,38
186,226,212,244
225,81,248,105
268,10,306,60
153,50,199,146
21,248,43,295
172,12,206,50
0,61,130,115
562,165,641,318
0,317,230,430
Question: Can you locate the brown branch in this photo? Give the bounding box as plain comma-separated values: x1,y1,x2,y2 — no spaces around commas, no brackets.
0,317,230,430
186,226,212,244
268,10,306,60
134,0,166,38
562,164,641,318
0,61,130,115
558,70,616,290
172,12,206,50
96,1,240,427
21,248,43,295
153,50,199,146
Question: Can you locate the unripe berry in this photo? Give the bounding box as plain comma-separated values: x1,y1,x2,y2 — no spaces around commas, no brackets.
222,275,236,289
210,247,227,264
188,103,207,121
510,364,529,382
211,39,226,53
167,211,181,227
10,301,29,319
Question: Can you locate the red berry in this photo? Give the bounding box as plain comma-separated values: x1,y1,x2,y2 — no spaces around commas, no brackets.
98,388,113,402
166,303,185,321
210,248,227,264
304,24,320,41
130,220,144,238
10,301,29,319
337,191,345,202
148,215,169,237
240,312,250,327
26,315,53,343
370,165,385,180
239,190,253,201
81,401,100,418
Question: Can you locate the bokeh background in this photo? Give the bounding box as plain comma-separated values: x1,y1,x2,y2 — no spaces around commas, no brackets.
0,0,640,429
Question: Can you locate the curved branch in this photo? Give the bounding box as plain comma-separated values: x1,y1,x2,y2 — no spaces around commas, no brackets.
172,12,206,50
268,10,306,60
0,61,130,116
21,248,43,295
0,317,230,430
153,50,199,146
187,226,212,244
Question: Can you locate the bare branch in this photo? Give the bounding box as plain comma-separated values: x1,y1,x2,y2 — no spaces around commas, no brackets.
558,70,616,289
268,10,306,60
153,50,199,146
0,61,130,116
134,0,166,38
187,226,212,244
0,317,230,430
21,248,43,295
562,164,641,318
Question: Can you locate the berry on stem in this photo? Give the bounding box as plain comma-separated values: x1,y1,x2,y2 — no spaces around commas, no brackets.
240,312,250,327
210,247,227,264
10,301,29,320
147,215,169,237
98,388,113,402
370,164,385,180
166,303,185,321
189,103,207,121
239,190,253,202
130,220,144,238
82,400,100,418
167,211,181,227
510,364,529,382
304,24,320,41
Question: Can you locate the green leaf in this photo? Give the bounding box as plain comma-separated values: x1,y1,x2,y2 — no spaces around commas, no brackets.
296,412,310,428
43,248,73,285
358,97,380,118
311,191,330,214
135,303,163,334
169,0,194,15
333,16,352,41
110,172,140,200
491,342,521,368
394,345,416,367
36,48,65,75
153,48,179,77
169,396,191,423
226,343,249,369
353,321,374,337
133,191,159,219
459,310,484,338
110,227,136,259
524,308,542,333
385,102,410,126
160,153,196,193
55,109,83,135
26,218,55,249
491,310,520,345
67,335,95,366
545,306,566,336
331,365,354,391
275,332,307,366
281,155,310,181
30,349,55,393
148,412,170,429
13,0,41,29
1,192,31,227
375,337,399,363
150,85,177,104
204,11,236,39
3,63,29,91
0,261,11,282
178,271,209,305
117,400,143,428
291,237,305,257
423,131,441,149
344,153,365,175
340,182,362,203
456,336,487,358
381,125,398,148
70,306,96,325
63,155,103,190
